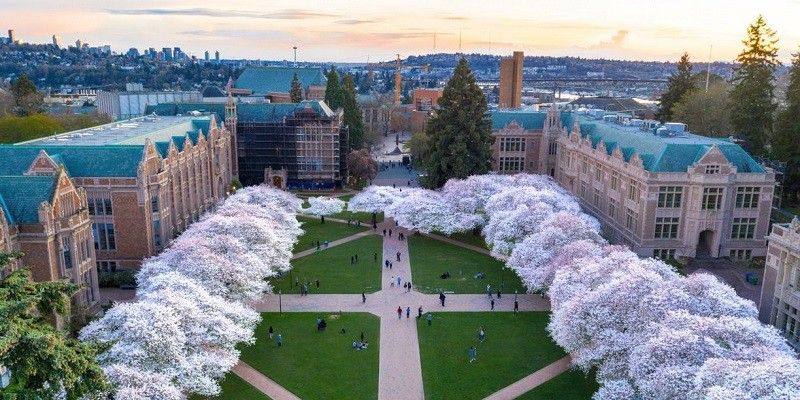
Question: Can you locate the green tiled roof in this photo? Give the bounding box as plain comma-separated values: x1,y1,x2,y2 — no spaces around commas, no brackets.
491,111,573,130
575,115,765,173
235,66,327,96
0,145,145,177
0,175,57,224
148,100,335,124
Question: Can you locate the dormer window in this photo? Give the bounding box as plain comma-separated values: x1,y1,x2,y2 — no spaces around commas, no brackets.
705,165,721,174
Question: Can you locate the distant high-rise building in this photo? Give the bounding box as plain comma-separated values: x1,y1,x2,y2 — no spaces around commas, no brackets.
204,50,210,62
215,50,220,63
499,51,524,109
162,47,173,61
7,29,15,44
52,34,61,48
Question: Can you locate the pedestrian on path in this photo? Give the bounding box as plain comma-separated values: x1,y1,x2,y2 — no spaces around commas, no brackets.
478,326,485,342
426,312,433,326
396,251,401,261
417,306,423,319
468,346,477,363
397,306,402,320
439,292,446,307
514,300,519,313
406,306,411,319
491,298,495,310
276,334,283,347
362,292,366,303
268,326,274,339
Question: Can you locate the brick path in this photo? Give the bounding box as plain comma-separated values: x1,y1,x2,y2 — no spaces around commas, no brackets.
238,217,562,399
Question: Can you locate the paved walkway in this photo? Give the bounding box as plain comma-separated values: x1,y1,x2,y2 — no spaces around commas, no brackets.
240,217,561,399
483,355,573,400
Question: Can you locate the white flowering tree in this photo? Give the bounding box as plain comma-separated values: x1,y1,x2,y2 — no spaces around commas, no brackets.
81,185,302,398
302,196,346,216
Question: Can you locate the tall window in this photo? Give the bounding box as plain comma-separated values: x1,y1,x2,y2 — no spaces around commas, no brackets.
735,187,760,208
654,217,680,239
702,188,723,210
61,237,73,270
657,186,683,208
731,218,757,239
499,157,524,172
87,196,113,216
610,172,620,191
627,179,640,203
92,223,116,250
625,208,638,231
499,137,525,152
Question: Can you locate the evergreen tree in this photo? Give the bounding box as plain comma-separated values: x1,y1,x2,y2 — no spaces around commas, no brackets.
774,49,800,204
729,15,779,156
290,73,303,103
0,253,109,398
341,74,365,149
423,58,493,188
10,74,43,116
656,52,695,122
323,68,344,111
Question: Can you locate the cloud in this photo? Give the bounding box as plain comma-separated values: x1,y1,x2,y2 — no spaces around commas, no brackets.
590,29,629,48
107,8,339,20
335,18,384,25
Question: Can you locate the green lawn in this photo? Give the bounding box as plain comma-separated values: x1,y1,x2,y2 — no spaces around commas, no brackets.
273,235,383,294
408,235,525,294
434,231,489,250
417,312,567,399
191,373,271,400
515,368,599,400
240,313,379,400
294,216,368,253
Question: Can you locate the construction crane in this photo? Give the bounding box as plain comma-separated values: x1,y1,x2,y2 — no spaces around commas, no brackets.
367,54,431,106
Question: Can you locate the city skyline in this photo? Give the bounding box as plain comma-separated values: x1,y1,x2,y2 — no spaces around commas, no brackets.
2,0,800,63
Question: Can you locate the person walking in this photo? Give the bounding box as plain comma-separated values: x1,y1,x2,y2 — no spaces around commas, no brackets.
397,306,402,320
514,300,519,313
406,306,411,319
439,292,446,307
276,334,283,348
490,298,495,311
268,326,274,339
417,306,423,319
426,312,433,326
478,326,485,343
468,346,477,363
362,291,366,303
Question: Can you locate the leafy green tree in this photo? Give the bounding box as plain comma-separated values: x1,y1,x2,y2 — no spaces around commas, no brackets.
290,73,303,103
323,68,344,111
774,49,800,204
0,253,109,399
672,81,733,137
423,58,493,188
341,74,365,149
10,74,43,116
729,15,779,156
657,52,695,122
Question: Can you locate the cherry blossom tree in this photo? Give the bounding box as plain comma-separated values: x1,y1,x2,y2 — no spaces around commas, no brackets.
302,196,346,216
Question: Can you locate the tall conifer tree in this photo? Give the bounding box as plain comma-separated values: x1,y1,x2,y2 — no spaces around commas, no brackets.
657,52,695,122
729,15,779,156
424,57,493,188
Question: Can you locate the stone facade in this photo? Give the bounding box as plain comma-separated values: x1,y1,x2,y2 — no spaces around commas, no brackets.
759,218,800,350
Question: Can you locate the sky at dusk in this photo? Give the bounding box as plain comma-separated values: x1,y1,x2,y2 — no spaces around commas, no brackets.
2,0,800,63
